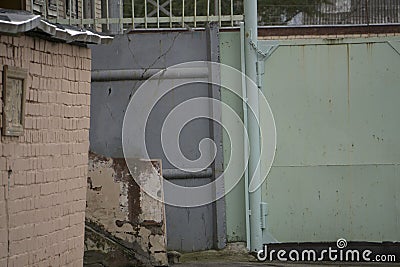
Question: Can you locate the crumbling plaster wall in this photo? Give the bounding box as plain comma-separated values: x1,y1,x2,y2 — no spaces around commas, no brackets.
85,152,168,266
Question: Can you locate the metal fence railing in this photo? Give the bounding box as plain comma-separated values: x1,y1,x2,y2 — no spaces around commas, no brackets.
259,0,400,26
47,0,244,33
43,0,400,33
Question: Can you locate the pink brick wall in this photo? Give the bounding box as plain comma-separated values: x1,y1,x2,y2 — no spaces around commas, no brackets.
0,34,91,267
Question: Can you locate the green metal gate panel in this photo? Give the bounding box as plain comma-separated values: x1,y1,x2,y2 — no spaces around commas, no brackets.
220,32,247,242
220,32,400,243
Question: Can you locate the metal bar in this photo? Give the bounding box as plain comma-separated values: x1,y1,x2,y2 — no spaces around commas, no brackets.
147,0,170,17
194,0,197,28
163,168,213,179
119,0,123,33
144,0,148,28
244,0,263,253
240,21,250,251
56,0,59,17
169,0,172,28
91,67,209,81
157,0,160,28
69,0,72,24
207,0,210,22
182,0,184,27
52,14,244,25
131,0,135,28
106,0,109,30
218,0,221,26
53,14,244,25
230,0,233,26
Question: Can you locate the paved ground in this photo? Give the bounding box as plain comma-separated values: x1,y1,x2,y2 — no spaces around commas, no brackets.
84,248,400,266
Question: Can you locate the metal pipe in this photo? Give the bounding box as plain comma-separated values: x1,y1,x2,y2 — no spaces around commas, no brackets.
182,0,184,27
230,0,233,26
169,0,172,28
207,0,209,22
131,0,135,28
240,22,250,251
91,67,209,81
144,0,148,28
218,0,221,26
157,0,160,28
163,168,213,179
194,0,197,28
244,0,263,252
106,0,109,30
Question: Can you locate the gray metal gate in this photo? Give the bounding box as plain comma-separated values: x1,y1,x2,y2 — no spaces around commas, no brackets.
89,26,225,251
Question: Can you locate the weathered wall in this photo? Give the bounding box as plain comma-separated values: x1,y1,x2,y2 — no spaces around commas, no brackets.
0,34,91,266
89,29,225,252
220,31,400,243
85,153,168,266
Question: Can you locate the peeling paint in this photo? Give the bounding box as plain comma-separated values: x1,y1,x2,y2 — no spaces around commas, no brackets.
85,152,168,266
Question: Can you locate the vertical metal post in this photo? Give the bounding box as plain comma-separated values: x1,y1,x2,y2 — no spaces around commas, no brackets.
144,0,148,28
230,0,233,26
207,0,209,23
182,0,184,28
240,22,250,251
157,0,160,28
218,0,221,26
194,0,197,28
244,0,262,253
119,0,123,33
131,0,135,28
169,0,172,28
106,0,109,30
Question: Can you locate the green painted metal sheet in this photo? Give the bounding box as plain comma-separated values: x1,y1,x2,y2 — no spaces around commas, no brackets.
220,32,247,242
220,32,400,243
264,165,400,242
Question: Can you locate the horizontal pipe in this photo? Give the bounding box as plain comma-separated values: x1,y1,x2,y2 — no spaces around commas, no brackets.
91,67,209,81
163,168,213,179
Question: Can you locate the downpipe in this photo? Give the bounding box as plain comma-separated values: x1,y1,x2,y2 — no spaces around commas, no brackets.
244,0,263,253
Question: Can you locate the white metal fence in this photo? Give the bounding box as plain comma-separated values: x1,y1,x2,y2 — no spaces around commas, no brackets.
45,0,244,33
37,0,400,33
